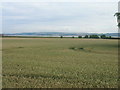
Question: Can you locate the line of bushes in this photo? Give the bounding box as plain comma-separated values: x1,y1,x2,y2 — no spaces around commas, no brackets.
60,35,113,39
2,35,116,39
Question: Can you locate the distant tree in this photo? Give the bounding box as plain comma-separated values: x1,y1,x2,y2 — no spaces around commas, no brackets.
101,35,106,39
72,36,74,38
78,36,82,38
101,35,112,39
109,36,112,39
106,36,112,39
84,35,89,38
89,35,99,39
60,36,63,38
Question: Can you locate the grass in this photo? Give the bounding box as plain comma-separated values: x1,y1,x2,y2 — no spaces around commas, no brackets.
2,38,118,88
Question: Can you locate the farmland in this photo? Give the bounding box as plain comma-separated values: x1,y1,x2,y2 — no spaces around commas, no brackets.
2,38,118,88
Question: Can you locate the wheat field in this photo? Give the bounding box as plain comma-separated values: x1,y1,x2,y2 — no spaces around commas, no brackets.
2,38,118,88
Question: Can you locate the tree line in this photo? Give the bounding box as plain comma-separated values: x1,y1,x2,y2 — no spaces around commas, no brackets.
60,35,112,39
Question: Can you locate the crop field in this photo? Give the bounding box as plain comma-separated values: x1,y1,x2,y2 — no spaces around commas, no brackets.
2,38,118,88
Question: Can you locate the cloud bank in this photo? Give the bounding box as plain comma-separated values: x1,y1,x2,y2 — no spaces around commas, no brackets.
2,2,118,33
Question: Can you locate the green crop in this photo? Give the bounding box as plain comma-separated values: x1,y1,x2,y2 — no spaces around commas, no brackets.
2,38,118,88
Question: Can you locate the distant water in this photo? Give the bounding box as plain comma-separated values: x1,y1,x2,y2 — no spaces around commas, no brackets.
7,35,119,38
7,35,79,37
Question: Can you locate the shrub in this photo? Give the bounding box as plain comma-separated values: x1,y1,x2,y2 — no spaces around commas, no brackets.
101,35,112,39
101,35,106,39
84,35,89,38
89,35,99,39
78,36,82,38
72,36,74,38
60,36,63,38
106,36,112,39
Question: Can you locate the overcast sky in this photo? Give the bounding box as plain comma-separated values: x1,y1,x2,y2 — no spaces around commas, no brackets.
1,1,119,33
1,0,119,2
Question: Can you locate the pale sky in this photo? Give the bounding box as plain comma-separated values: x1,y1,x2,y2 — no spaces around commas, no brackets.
1,0,119,34
1,0,119,2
